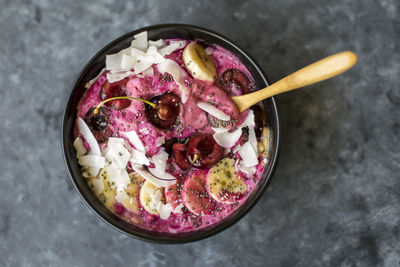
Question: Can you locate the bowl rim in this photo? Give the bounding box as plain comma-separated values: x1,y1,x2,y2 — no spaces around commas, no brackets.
62,23,280,243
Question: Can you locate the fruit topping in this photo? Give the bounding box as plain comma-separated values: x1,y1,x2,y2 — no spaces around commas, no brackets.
165,182,182,210
172,143,191,170
206,158,247,204
219,69,254,95
183,42,217,82
84,107,113,142
100,78,131,110
139,180,165,215
146,93,181,129
187,133,223,168
182,170,216,216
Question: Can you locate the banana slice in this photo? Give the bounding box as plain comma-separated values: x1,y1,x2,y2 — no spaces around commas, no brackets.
119,172,144,213
95,168,116,210
139,180,164,215
183,42,216,82
206,158,247,203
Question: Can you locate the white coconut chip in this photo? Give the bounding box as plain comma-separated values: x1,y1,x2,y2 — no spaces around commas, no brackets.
122,130,145,152
120,54,137,70
159,40,186,56
104,164,130,190
213,127,243,148
106,53,125,72
242,109,255,128
77,118,101,156
130,149,150,166
238,161,256,175
197,101,230,121
131,31,148,51
142,67,154,77
130,47,146,57
238,142,258,167
158,59,189,103
132,165,176,188
102,138,131,169
159,203,173,220
211,109,256,149
107,70,134,83
73,137,87,157
78,155,105,169
91,178,104,195
134,59,154,75
248,127,258,154
149,39,163,47
232,144,241,154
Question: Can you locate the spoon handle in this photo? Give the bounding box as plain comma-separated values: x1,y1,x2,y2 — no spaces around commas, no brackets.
232,51,357,112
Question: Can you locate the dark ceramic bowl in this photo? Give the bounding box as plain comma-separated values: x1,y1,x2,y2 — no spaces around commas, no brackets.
62,24,280,243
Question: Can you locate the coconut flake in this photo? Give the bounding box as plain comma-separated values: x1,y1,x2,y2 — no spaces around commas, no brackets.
238,161,256,175
122,130,145,152
77,118,101,156
159,204,173,220
149,39,163,47
130,149,150,166
106,53,124,71
73,137,87,157
131,31,148,51
142,67,154,77
213,127,243,148
121,54,137,70
78,155,105,169
158,59,189,103
105,164,130,190
133,59,154,75
238,142,258,167
132,165,176,188
242,109,255,128
107,70,134,83
197,102,230,121
159,40,186,56
102,138,131,169
232,144,241,154
248,127,258,154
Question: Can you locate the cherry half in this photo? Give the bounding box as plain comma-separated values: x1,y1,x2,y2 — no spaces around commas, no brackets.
219,69,254,94
187,134,223,168
84,107,113,142
146,93,180,129
172,133,224,170
100,78,131,110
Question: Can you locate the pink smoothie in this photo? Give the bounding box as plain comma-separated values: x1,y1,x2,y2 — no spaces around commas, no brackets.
75,38,270,233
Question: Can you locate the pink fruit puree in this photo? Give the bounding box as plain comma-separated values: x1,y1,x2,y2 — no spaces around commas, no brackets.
75,39,271,233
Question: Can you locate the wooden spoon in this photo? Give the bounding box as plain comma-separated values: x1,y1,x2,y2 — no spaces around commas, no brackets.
231,51,357,112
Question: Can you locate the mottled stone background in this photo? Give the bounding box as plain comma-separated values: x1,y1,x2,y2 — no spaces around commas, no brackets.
0,0,399,266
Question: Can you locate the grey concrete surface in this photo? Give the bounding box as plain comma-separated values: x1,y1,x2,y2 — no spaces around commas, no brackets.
0,0,399,266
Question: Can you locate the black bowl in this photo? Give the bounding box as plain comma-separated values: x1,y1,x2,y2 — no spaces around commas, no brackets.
62,24,280,243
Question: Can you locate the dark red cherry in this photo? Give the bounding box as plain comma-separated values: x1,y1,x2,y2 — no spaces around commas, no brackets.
100,78,131,110
219,69,254,94
84,107,113,142
187,133,223,168
172,143,191,170
146,93,180,129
